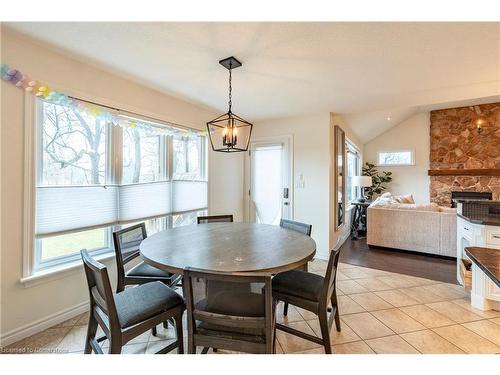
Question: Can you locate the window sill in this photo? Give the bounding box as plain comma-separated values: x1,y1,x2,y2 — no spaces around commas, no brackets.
20,251,116,288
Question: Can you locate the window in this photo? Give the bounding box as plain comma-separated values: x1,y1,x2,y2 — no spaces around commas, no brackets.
377,150,414,166
346,141,361,204
32,98,208,273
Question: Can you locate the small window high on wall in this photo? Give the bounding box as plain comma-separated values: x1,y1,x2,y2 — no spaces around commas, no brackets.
32,98,207,273
377,150,414,166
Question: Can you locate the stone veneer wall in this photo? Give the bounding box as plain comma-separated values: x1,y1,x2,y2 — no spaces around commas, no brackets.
430,102,500,206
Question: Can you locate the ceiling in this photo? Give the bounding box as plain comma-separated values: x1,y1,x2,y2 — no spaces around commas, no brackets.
5,22,500,142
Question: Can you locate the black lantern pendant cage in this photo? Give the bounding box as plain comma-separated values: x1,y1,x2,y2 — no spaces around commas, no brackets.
207,56,253,153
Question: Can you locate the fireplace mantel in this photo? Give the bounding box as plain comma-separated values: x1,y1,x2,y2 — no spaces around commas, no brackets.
428,169,500,177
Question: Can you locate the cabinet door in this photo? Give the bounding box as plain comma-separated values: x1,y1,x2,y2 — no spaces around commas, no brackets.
485,279,500,302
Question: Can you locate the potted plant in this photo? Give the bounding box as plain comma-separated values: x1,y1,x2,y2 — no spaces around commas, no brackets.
362,162,393,201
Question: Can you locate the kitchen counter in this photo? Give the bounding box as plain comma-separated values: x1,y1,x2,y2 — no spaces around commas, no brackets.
458,213,500,226
465,247,500,288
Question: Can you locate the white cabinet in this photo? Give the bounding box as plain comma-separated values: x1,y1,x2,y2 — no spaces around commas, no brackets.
456,215,500,311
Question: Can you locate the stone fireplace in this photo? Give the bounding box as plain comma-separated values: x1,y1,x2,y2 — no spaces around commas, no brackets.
429,102,500,206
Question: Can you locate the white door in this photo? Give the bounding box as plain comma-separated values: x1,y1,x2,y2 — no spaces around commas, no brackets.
249,138,292,224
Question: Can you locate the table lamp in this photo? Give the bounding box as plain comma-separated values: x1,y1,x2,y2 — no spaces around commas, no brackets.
352,175,372,202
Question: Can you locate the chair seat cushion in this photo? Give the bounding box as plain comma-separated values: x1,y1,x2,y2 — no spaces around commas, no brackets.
272,270,324,302
196,290,266,317
126,261,175,279
114,281,184,328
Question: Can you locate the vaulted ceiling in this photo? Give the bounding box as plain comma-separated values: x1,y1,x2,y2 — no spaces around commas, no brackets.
6,22,500,142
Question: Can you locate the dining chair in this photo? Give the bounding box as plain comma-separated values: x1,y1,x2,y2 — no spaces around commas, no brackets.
113,223,182,293
197,215,233,224
81,249,185,354
279,218,312,315
279,218,312,236
272,248,341,354
184,268,276,354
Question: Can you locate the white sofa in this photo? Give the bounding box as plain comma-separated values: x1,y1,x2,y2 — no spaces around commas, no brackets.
367,203,457,258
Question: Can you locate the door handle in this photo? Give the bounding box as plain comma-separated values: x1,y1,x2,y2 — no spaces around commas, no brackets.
283,188,289,199
284,202,289,206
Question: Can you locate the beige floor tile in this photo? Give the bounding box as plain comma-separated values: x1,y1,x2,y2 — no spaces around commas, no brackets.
398,286,445,303
338,262,359,271
120,342,148,354
422,283,469,300
75,312,90,326
376,275,419,289
490,317,500,325
337,295,366,315
400,330,464,354
56,326,87,352
293,347,327,354
276,321,322,353
354,277,393,292
433,325,500,354
306,319,361,345
341,312,394,340
426,301,483,323
375,290,420,307
5,327,71,353
53,315,82,328
349,292,394,311
335,272,350,281
400,304,455,328
276,304,305,325
361,268,394,278
450,298,500,319
400,275,438,286
340,267,374,279
296,306,318,321
461,320,500,346
371,309,426,334
331,341,375,354
365,335,419,354
336,280,369,294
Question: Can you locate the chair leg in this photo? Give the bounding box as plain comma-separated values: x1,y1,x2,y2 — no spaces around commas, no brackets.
84,314,98,354
331,294,341,332
174,314,184,354
283,302,289,316
108,338,122,354
152,326,158,336
318,309,332,354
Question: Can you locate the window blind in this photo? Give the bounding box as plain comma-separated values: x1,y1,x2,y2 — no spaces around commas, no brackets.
35,180,208,237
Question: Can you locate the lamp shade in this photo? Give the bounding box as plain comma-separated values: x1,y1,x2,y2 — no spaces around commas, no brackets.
352,175,372,187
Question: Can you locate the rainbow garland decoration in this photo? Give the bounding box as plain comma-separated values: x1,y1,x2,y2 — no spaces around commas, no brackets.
0,63,205,138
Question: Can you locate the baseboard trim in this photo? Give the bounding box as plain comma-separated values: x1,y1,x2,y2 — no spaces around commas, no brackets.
0,300,89,347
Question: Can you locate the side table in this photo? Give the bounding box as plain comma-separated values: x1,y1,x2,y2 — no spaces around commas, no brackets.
351,200,372,240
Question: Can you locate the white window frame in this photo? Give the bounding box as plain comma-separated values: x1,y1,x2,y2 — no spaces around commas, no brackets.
376,149,415,167
346,139,362,205
22,93,208,284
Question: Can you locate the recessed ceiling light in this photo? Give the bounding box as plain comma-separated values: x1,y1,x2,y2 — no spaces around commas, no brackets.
386,117,391,121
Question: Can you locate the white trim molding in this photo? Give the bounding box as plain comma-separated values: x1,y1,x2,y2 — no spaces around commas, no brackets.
22,92,36,279
0,301,88,348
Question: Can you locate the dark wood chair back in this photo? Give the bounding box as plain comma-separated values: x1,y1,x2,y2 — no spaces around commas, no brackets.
113,223,147,292
320,248,341,305
81,249,120,328
197,215,233,224
184,268,275,354
280,219,312,236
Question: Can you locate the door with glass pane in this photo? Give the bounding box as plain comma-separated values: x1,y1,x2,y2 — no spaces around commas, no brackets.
249,138,292,224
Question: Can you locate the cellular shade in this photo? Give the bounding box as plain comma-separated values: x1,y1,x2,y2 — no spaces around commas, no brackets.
36,186,118,236
171,181,208,213
36,180,207,237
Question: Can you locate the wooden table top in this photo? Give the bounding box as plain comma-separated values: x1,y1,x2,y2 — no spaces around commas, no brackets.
140,222,316,274
465,247,500,288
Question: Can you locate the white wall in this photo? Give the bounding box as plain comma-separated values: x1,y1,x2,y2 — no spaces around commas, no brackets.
0,28,243,343
249,113,362,260
363,112,430,204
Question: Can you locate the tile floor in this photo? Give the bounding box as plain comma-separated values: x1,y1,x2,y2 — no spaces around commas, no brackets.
3,260,500,354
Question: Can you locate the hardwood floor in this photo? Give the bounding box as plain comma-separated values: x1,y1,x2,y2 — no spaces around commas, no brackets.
339,237,457,284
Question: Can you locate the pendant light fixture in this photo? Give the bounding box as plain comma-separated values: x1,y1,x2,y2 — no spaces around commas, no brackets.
207,56,253,152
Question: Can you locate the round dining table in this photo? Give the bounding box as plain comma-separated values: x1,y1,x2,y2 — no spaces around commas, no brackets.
139,222,316,275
